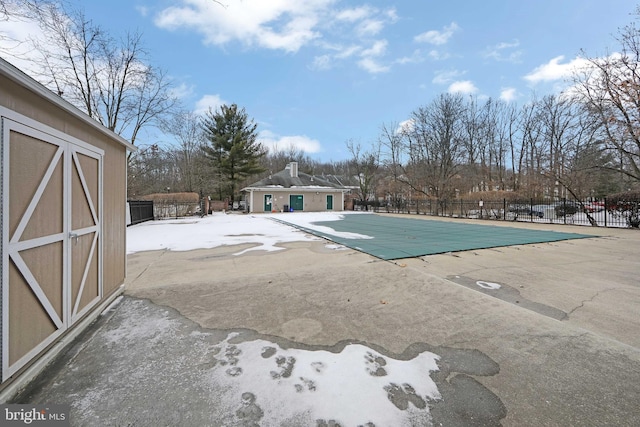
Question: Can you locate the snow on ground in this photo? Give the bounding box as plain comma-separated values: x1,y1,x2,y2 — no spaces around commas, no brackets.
207,332,441,426
126,212,370,255
512,210,631,228
84,299,443,426
476,281,501,290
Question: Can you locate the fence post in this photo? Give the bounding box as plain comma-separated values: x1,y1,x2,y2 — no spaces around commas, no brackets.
460,199,463,218
563,197,567,225
604,197,607,227
503,198,506,220
530,198,534,223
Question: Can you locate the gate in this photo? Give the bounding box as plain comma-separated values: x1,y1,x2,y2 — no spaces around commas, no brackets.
128,200,154,225
2,116,103,380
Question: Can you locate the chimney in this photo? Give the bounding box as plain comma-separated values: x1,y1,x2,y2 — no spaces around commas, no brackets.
289,162,298,178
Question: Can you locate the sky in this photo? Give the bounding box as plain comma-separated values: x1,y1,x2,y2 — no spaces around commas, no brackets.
2,0,637,161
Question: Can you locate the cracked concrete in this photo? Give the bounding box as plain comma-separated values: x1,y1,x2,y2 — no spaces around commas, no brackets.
565,287,625,316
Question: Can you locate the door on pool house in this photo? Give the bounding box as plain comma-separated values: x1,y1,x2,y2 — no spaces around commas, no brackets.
326,195,334,210
263,194,272,212
289,195,304,211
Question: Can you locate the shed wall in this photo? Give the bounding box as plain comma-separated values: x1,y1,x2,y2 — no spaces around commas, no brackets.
0,73,127,294
0,69,128,388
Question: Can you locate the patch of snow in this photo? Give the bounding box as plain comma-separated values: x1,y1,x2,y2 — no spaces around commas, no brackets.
75,299,445,425
126,213,319,254
206,333,441,425
476,281,501,290
127,212,375,255
270,212,375,240
324,244,348,250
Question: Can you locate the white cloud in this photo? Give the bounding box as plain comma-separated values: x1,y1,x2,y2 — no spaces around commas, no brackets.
499,87,518,102
428,50,451,61
194,94,228,114
135,5,149,17
361,39,387,57
524,55,589,83
335,44,361,59
483,39,522,63
155,2,401,75
168,82,195,100
394,49,424,65
335,6,374,22
356,19,384,37
259,130,322,154
154,0,334,53
414,22,459,45
356,39,390,73
358,57,390,73
396,119,415,134
0,16,47,75
311,54,333,70
432,69,465,85
448,80,478,94
385,8,399,23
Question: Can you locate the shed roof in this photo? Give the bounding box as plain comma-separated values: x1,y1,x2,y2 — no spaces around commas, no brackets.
0,57,136,152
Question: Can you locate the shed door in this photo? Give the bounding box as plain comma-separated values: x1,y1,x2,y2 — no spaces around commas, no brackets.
69,144,102,323
2,118,103,380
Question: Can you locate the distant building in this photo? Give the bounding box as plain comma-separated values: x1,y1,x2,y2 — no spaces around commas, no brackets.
242,162,349,213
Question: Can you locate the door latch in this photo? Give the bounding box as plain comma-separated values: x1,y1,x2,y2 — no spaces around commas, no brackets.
69,232,79,245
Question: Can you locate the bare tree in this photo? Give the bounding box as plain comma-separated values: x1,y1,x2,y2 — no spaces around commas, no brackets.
572,8,640,186
459,96,485,192
260,145,319,177
1,0,57,21
16,4,179,149
515,99,545,196
345,139,381,207
403,93,466,202
128,144,177,197
378,121,407,210
159,111,208,193
489,100,515,191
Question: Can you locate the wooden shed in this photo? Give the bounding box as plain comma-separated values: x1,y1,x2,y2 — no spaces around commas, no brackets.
0,58,135,396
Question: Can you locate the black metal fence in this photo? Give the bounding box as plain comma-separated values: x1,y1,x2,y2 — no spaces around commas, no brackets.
152,199,201,219
355,197,640,228
128,200,154,225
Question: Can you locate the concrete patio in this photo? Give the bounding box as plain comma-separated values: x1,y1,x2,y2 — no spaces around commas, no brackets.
13,214,640,426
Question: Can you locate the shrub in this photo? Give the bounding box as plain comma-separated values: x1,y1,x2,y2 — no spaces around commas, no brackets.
606,190,640,228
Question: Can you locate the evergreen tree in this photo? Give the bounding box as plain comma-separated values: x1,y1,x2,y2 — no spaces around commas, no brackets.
201,104,267,202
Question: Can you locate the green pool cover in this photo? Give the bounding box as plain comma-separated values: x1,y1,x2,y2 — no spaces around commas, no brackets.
276,214,595,260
